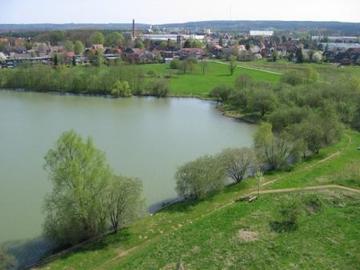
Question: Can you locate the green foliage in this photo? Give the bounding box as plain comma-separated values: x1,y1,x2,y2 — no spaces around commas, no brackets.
229,56,237,75
43,130,113,246
210,85,233,102
254,123,294,170
89,31,105,45
147,79,169,97
235,74,253,90
74,40,85,55
183,39,203,48
111,80,132,97
107,176,144,233
134,39,144,49
105,32,124,47
64,40,74,52
43,131,145,246
169,59,181,69
281,71,303,86
175,155,226,200
247,88,277,117
218,148,257,183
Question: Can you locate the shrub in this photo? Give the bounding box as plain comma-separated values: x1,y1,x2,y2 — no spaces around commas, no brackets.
148,79,169,97
111,80,132,97
210,85,233,102
218,148,257,183
175,155,226,200
281,71,303,86
170,59,181,69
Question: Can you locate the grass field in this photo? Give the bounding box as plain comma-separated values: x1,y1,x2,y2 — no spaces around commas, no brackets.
36,130,360,270
141,62,281,97
239,60,360,82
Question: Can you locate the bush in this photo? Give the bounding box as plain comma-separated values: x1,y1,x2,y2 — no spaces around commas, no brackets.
210,85,233,102
170,59,181,69
148,79,169,97
281,71,303,86
218,148,257,183
111,80,132,97
175,155,226,200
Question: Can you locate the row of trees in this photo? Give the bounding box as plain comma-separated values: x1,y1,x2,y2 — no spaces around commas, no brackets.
176,67,360,201
43,131,144,246
175,147,257,200
0,64,169,97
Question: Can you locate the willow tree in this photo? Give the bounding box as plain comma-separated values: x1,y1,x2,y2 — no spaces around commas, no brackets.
43,130,112,245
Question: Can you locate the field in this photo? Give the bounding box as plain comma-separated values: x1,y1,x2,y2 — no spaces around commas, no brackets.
141,61,281,97
36,130,360,270
238,60,360,82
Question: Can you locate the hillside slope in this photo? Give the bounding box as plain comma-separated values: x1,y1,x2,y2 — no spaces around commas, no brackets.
33,130,360,269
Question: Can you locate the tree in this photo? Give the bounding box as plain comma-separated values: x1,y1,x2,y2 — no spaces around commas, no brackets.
64,40,74,52
218,148,257,183
271,50,278,62
74,40,85,55
134,39,144,49
248,88,277,118
175,155,226,200
148,79,169,97
53,54,58,66
43,130,113,245
254,123,293,170
229,56,237,76
295,47,304,63
106,176,144,233
105,32,124,47
111,80,132,97
200,60,208,75
90,31,105,45
210,85,233,102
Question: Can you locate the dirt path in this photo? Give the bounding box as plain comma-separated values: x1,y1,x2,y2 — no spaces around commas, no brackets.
209,60,283,75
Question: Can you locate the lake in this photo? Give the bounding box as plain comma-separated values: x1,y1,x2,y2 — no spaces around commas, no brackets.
0,90,256,244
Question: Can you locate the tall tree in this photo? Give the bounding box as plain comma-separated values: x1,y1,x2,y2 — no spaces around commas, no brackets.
229,56,237,76
64,40,74,52
105,32,124,47
89,31,105,45
218,148,257,183
74,40,85,55
106,176,144,233
43,130,112,245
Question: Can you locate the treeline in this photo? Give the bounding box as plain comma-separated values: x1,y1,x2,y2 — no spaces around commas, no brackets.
0,64,169,97
175,67,360,201
211,68,360,158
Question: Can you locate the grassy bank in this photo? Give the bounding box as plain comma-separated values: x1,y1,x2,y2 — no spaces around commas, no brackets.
35,130,360,269
142,62,280,97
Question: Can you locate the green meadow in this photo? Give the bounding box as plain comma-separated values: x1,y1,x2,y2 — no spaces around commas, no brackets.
142,61,281,97
36,130,360,270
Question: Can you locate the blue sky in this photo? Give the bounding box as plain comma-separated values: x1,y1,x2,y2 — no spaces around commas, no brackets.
2,0,360,24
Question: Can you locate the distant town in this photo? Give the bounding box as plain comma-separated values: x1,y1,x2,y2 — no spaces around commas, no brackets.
0,20,359,68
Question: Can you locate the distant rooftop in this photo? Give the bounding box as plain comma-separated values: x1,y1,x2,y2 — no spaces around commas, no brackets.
249,30,274,37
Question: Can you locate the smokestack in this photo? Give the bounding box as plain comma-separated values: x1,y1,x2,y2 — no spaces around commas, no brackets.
132,19,135,39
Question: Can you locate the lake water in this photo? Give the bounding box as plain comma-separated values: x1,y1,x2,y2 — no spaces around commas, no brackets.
0,90,256,244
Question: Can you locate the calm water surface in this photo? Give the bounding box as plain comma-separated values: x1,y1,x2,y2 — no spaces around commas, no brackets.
0,90,256,243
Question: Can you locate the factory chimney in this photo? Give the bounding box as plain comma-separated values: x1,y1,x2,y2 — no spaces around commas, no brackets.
132,19,135,39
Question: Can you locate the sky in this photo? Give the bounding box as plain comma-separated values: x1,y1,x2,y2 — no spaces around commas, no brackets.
1,0,360,24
